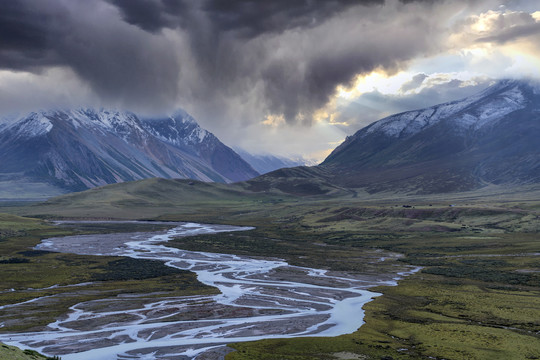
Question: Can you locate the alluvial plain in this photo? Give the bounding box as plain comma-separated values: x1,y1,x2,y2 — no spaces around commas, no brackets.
0,180,539,359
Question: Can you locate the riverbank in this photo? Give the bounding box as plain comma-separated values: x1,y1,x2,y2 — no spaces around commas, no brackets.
1,221,415,359
2,193,539,360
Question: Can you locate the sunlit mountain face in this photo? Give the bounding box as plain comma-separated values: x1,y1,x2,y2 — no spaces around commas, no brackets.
244,80,540,195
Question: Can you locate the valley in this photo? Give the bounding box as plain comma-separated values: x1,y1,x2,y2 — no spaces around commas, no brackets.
3,1,540,359
0,181,539,359
0,80,538,359
0,221,413,359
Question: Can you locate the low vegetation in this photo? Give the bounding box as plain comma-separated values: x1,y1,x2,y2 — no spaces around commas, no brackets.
0,215,216,332
0,343,60,359
1,180,539,359
228,273,540,360
223,212,540,360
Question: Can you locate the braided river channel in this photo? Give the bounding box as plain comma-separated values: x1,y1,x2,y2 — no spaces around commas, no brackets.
0,221,418,359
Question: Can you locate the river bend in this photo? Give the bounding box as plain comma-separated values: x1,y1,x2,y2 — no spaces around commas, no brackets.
0,221,417,359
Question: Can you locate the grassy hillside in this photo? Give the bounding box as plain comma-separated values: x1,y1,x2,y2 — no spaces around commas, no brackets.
0,343,59,360
20,176,540,220
19,178,279,220
0,180,65,201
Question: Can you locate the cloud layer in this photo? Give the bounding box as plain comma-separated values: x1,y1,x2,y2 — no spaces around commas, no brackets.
0,0,539,158
0,1,459,117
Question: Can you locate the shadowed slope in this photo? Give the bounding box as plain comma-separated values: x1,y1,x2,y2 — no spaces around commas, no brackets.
320,80,540,193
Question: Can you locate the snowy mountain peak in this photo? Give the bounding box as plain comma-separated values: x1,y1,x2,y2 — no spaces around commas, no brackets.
141,111,211,149
73,108,142,130
322,79,540,193
362,79,532,139
170,109,196,124
0,107,259,195
7,112,54,138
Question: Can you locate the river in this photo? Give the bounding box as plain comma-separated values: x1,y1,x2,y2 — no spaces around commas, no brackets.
0,221,418,359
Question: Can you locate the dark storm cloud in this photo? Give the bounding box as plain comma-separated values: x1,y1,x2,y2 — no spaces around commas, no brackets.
108,0,383,37
476,22,540,44
107,0,186,33
0,1,65,69
0,0,472,126
103,0,443,125
0,0,180,112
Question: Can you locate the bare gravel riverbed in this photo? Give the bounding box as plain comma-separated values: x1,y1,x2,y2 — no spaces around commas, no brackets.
0,221,418,359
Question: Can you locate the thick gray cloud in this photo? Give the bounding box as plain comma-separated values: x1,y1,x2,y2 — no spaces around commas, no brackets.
0,0,180,112
107,0,185,33
103,0,454,126
400,73,428,92
450,7,540,45
4,0,528,156
108,0,381,37
0,0,464,122
0,1,65,70
477,22,540,44
334,78,493,131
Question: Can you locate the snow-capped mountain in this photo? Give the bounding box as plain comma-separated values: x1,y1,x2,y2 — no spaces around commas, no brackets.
320,79,540,193
141,109,208,148
0,108,259,196
356,79,530,139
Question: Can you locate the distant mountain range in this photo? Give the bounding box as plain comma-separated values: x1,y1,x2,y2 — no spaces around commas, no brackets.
0,108,258,197
250,79,540,195
3,79,539,200
235,149,316,175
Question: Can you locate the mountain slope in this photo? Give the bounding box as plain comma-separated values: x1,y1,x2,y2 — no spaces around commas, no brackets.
140,110,258,182
320,79,540,193
0,109,258,196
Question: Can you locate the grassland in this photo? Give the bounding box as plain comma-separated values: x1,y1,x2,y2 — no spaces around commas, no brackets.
0,214,217,333
157,200,540,359
0,343,59,360
0,180,65,201
2,179,540,359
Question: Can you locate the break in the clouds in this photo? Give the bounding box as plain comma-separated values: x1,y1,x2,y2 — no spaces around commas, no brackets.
0,0,539,159
333,75,494,131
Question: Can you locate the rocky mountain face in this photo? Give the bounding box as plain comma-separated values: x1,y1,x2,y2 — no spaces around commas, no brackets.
320,79,540,193
245,79,540,196
0,108,259,195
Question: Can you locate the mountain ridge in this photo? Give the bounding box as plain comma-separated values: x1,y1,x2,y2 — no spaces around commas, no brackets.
2,79,538,199
319,79,540,193
235,148,316,175
0,108,259,197
243,79,540,195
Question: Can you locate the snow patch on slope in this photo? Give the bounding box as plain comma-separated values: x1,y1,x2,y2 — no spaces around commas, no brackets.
141,111,210,148
169,110,209,144
7,113,54,138
67,109,148,143
362,80,528,138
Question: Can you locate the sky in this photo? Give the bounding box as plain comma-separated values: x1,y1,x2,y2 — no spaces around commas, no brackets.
1,0,539,162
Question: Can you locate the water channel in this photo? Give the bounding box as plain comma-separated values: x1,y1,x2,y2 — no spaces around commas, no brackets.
0,221,418,359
